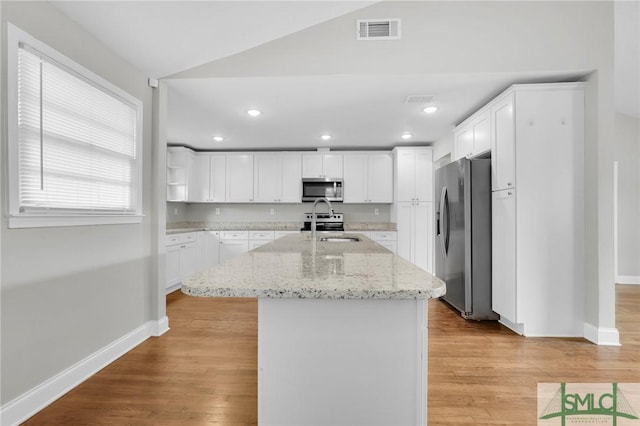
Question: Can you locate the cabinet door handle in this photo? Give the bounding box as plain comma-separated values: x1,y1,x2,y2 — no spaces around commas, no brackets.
507,182,512,186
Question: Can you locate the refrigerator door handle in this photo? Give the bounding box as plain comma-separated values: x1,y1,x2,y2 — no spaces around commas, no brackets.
439,186,450,257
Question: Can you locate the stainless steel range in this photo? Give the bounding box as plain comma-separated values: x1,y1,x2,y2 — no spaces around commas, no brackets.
301,213,344,232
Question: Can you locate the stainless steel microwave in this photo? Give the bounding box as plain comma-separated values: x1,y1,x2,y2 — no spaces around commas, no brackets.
301,178,343,202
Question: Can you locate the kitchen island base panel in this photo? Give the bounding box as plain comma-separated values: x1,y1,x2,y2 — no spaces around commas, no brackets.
258,298,427,426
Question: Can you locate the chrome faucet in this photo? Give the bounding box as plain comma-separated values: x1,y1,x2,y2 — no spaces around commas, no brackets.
311,197,334,239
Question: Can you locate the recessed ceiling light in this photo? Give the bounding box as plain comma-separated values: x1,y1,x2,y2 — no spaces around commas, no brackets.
247,109,261,117
423,106,439,114
401,133,412,139
321,134,332,141
212,136,224,142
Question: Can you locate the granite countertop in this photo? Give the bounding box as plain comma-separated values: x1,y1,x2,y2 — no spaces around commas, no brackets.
167,222,397,234
181,233,445,300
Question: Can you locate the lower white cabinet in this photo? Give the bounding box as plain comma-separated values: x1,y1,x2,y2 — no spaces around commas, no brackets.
200,231,220,270
396,202,433,273
370,231,397,254
165,232,199,293
492,189,517,324
249,230,275,250
219,231,250,262
219,240,249,262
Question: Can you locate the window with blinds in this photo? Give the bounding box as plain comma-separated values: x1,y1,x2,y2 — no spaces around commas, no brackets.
8,24,143,227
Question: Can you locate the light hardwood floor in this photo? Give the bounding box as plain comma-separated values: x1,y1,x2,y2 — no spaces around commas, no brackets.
25,285,639,425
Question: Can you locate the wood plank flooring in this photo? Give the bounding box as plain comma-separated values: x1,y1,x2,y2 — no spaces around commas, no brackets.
24,285,639,425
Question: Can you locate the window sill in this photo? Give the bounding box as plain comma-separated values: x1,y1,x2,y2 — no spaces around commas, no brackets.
8,214,144,229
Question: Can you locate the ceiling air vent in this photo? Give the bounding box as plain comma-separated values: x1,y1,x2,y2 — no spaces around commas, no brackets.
405,95,435,104
357,19,401,40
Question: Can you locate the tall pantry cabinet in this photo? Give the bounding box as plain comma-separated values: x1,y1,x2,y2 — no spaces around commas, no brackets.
392,147,434,273
489,83,585,337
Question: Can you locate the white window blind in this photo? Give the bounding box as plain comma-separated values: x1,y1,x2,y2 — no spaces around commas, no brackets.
16,42,140,216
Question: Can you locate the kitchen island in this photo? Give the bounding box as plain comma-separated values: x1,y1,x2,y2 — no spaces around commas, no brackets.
182,233,445,426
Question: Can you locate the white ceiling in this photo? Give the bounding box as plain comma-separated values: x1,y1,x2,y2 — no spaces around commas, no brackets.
166,71,588,150
51,1,379,78
50,1,638,151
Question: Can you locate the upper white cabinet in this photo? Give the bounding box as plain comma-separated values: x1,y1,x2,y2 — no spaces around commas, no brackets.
490,92,516,191
302,153,343,178
226,154,254,202
167,146,196,202
191,154,226,203
394,147,433,202
453,109,491,160
254,153,302,203
343,152,393,203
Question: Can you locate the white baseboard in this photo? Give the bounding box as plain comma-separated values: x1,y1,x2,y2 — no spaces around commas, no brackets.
498,317,525,335
583,322,621,346
0,318,168,426
152,315,170,336
616,275,640,285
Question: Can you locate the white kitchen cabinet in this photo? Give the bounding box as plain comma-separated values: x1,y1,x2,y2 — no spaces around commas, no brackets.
190,154,226,203
254,154,302,203
488,83,585,337
226,154,254,202
492,189,517,324
219,240,249,262
166,244,181,288
254,154,280,203
343,153,393,203
302,154,343,178
453,109,491,160
370,231,397,254
180,242,198,281
393,147,433,202
167,146,196,202
200,231,220,270
396,202,433,273
219,231,250,262
491,92,516,191
190,154,211,202
165,232,200,293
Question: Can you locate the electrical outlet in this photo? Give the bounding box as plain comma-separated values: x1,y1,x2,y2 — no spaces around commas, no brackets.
374,208,379,216
270,208,275,215
215,208,220,215
174,207,178,215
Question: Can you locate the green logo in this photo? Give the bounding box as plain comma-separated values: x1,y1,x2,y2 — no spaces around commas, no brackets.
539,383,639,425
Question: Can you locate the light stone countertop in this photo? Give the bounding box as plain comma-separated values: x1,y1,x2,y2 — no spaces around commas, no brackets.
181,233,445,300
167,222,397,235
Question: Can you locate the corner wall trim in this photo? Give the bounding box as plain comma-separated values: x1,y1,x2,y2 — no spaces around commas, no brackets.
616,275,640,285
0,319,167,426
583,322,621,346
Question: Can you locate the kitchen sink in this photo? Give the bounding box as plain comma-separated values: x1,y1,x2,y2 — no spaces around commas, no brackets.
320,236,360,243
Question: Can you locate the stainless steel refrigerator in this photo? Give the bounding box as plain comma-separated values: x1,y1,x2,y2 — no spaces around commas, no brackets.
435,158,498,320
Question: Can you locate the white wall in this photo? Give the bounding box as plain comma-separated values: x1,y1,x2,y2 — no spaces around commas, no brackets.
170,203,391,225
615,113,640,280
0,1,158,408
169,1,616,339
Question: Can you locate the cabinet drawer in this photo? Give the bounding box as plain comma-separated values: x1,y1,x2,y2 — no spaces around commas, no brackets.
165,232,198,246
220,231,249,240
370,231,397,241
249,230,275,240
181,233,198,243
165,234,181,246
